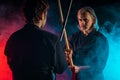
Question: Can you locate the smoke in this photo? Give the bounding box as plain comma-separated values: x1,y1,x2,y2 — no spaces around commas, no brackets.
0,4,25,40
58,3,120,80
0,1,120,80
99,4,120,80
0,4,24,80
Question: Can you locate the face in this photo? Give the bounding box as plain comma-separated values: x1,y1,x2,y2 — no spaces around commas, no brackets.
77,12,95,33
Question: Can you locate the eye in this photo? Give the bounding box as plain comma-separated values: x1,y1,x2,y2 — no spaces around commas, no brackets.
84,19,89,22
78,19,82,22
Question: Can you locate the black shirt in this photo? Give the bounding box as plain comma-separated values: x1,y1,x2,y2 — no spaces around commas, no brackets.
4,23,68,80
69,30,109,80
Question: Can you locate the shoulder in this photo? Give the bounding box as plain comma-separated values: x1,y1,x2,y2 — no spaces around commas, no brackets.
69,31,80,40
95,31,108,45
96,31,107,41
41,30,59,41
71,31,80,37
7,29,23,41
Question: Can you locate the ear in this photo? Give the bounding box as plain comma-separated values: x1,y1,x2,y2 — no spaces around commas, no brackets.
41,12,44,20
42,11,47,20
37,12,43,20
36,11,43,20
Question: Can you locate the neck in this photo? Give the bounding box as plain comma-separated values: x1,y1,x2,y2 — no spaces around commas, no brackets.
83,28,94,36
34,21,43,28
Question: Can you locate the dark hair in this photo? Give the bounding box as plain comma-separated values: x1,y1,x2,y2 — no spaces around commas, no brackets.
23,0,49,23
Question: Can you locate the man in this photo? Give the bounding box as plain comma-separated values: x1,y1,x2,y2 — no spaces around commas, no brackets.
4,0,67,80
66,7,109,80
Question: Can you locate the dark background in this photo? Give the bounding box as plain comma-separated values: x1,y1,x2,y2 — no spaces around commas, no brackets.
0,0,120,80
0,0,120,35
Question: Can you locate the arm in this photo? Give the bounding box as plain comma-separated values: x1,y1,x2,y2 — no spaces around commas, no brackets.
54,41,68,74
4,34,16,70
81,35,109,75
91,36,109,73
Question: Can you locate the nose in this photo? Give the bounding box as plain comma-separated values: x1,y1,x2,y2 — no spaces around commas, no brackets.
80,20,85,25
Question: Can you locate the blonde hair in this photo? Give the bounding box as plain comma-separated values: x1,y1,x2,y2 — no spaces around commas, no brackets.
77,7,99,31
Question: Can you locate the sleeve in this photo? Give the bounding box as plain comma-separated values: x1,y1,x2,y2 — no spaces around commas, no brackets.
92,36,109,73
54,40,68,74
81,35,109,75
4,34,16,69
4,35,15,59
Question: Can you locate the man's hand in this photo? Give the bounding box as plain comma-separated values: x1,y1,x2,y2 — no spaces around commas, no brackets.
69,65,90,73
65,49,73,63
